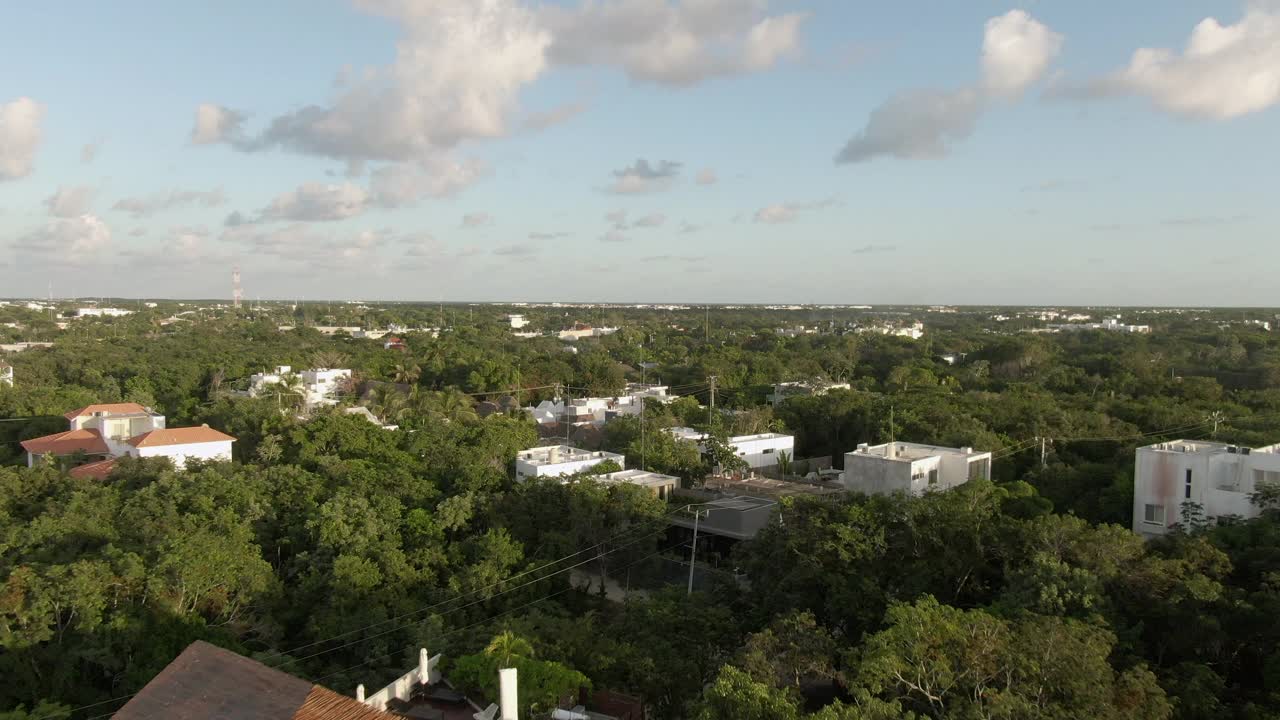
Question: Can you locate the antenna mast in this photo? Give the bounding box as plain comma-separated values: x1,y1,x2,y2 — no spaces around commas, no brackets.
232,266,243,310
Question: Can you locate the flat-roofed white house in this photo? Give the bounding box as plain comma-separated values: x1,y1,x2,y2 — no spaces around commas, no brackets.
663,428,795,470
844,441,992,496
1133,440,1280,539
0,361,12,386
514,445,625,482
247,365,352,407
595,469,679,500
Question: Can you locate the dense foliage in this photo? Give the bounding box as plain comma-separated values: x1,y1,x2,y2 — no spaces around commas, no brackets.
2,301,1280,719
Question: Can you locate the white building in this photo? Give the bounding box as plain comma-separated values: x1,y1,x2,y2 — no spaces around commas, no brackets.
21,403,235,471
1133,440,1280,539
558,324,619,341
844,441,992,496
345,406,399,431
247,365,352,407
663,427,795,470
728,433,795,469
514,445,625,482
1049,316,1151,334
595,469,679,500
508,314,528,329
525,385,674,427
768,379,851,406
856,321,924,340
0,361,11,387
125,426,235,464
76,307,134,318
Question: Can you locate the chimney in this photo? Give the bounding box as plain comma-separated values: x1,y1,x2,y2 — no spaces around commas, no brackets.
499,667,518,720
356,684,365,703
418,648,430,684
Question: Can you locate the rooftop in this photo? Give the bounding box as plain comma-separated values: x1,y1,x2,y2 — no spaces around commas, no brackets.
596,469,679,488
730,432,792,443
703,475,844,498
21,428,110,456
1143,439,1280,455
518,445,623,466
128,426,237,448
113,641,397,720
850,441,990,462
63,402,155,420
68,458,118,480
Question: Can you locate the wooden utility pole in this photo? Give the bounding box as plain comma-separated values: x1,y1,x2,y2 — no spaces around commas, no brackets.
708,375,717,427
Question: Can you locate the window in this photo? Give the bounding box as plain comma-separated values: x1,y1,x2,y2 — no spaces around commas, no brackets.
1143,504,1165,525
1185,468,1193,499
763,448,774,454
928,468,939,486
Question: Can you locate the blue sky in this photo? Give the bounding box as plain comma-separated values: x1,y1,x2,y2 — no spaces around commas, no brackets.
1,0,1277,305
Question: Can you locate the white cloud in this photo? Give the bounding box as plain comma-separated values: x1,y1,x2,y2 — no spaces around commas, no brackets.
368,156,486,206
112,189,228,217
753,204,796,224
462,212,492,227
835,10,1058,164
753,197,835,224
214,0,549,163
44,186,96,218
836,88,984,163
1095,7,1280,119
529,230,570,240
542,0,807,86
607,158,682,194
493,242,538,256
981,9,1064,98
599,229,629,242
191,104,247,145
633,213,666,228
258,182,369,222
696,168,718,185
523,101,588,130
0,97,45,181
81,140,101,164
13,215,111,264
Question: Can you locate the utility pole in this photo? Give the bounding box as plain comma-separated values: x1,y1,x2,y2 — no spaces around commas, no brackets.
687,507,710,596
889,403,895,444
1208,411,1224,438
707,375,717,428
705,306,709,343
1039,436,1047,469
640,396,647,470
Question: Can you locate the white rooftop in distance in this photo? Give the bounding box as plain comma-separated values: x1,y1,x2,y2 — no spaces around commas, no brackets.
596,469,679,489
517,445,624,466
852,441,990,462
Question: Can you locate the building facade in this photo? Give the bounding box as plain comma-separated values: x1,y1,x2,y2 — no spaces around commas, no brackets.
514,445,625,482
844,441,992,496
1133,440,1280,539
21,403,235,471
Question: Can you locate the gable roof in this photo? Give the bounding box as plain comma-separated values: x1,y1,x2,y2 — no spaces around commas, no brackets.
63,402,151,420
20,428,110,456
127,426,236,448
113,641,398,720
68,458,118,480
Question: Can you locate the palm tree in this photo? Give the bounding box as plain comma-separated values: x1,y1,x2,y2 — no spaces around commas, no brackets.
393,362,422,386
311,350,349,370
484,631,534,666
433,389,478,424
368,384,407,420
270,373,308,410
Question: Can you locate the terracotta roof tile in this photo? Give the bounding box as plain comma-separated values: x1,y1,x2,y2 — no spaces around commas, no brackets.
20,428,110,456
112,641,400,720
127,426,236,448
63,402,151,420
68,458,118,480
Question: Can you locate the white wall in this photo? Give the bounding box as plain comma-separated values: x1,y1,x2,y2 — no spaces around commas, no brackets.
730,434,794,469
133,440,233,466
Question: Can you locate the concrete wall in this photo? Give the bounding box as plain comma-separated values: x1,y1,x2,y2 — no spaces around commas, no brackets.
731,434,794,469
1134,445,1280,538
515,453,624,482
844,452,915,495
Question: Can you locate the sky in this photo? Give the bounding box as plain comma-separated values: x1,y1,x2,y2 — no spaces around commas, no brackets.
1,0,1278,306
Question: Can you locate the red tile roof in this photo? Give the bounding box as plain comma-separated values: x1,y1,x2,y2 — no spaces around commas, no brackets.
63,402,151,420
68,458,118,480
112,641,399,720
127,426,236,448
21,428,110,456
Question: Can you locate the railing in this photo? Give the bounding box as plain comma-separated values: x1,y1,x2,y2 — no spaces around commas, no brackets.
356,648,441,711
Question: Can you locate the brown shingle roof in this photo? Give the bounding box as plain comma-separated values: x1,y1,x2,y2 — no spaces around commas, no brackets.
68,458,118,480
20,428,110,456
63,402,151,420
127,426,236,448
113,641,399,720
